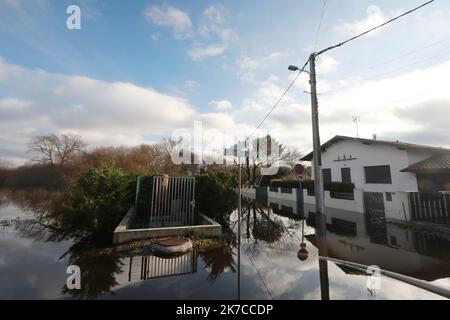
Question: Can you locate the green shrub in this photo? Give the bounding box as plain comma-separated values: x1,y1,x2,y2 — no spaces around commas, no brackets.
50,164,136,243
196,171,237,224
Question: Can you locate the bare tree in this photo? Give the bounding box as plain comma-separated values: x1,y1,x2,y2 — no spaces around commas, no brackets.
28,133,84,166
55,133,85,166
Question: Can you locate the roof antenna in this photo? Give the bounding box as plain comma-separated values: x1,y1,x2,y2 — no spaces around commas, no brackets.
352,116,360,138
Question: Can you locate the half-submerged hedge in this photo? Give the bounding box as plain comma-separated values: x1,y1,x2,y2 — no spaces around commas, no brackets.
270,180,355,193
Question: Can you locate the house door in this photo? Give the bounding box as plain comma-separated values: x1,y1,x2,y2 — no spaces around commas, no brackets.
363,192,387,245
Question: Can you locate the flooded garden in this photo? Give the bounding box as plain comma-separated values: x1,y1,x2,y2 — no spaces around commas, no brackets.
1,186,449,300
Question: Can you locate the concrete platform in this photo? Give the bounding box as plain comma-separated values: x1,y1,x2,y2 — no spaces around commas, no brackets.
113,207,222,244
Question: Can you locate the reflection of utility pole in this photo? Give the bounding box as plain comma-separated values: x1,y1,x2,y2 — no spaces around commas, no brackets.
353,116,360,137
237,157,241,301
319,258,330,300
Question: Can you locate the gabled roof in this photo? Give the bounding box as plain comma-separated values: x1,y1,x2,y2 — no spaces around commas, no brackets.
401,153,450,173
300,135,450,161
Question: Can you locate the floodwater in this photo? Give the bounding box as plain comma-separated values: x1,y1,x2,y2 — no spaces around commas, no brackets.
0,193,449,300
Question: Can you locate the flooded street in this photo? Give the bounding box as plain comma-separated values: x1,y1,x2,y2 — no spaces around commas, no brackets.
0,194,449,300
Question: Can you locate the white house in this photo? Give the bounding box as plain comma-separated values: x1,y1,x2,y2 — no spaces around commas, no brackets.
301,136,450,222
300,135,450,194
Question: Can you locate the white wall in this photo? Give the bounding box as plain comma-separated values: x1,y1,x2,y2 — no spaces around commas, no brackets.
303,189,364,213
268,187,298,201
311,139,436,193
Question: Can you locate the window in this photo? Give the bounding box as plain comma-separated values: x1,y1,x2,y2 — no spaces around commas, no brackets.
390,236,398,246
322,169,332,183
385,192,393,202
364,165,392,184
341,168,352,183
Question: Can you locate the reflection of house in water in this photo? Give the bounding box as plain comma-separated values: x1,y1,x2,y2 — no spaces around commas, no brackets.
304,204,450,282
127,251,197,282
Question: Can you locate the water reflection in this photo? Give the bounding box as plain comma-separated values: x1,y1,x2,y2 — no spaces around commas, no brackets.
0,191,238,299
302,202,450,282
0,190,449,300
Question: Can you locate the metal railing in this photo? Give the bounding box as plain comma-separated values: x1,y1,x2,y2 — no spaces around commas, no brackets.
409,192,450,226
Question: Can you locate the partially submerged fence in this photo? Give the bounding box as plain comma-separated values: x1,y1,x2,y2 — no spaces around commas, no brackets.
409,192,450,226
133,175,197,228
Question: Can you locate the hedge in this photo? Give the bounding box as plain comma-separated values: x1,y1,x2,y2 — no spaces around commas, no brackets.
270,180,354,193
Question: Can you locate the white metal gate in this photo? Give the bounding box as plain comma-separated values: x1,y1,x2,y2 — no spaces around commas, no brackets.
149,176,196,227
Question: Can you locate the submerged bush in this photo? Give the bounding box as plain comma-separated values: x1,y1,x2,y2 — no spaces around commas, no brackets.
50,165,135,243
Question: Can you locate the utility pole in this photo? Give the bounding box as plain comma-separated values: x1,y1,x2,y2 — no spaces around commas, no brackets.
308,53,328,258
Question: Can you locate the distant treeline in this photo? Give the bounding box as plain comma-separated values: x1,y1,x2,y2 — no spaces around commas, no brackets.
0,164,66,190
0,139,233,191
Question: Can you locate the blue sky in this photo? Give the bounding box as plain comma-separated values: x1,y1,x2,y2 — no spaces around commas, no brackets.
1,0,450,164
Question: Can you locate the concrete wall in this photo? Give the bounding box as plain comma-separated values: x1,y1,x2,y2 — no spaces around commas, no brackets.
244,185,413,222
113,209,222,244
310,139,436,193
268,187,298,201
303,189,365,213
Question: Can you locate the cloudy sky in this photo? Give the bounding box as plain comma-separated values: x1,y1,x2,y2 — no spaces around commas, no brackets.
1,0,450,165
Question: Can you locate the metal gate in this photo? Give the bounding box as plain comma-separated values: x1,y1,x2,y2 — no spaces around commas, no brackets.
133,176,197,228
150,176,196,227
363,192,387,245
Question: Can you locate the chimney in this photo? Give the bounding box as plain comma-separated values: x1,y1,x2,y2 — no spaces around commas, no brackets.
372,134,377,140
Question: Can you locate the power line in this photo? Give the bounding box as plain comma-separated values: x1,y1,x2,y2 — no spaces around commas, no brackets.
313,0,328,51
248,58,310,140
365,47,450,80
367,36,450,70
245,0,435,143
317,0,436,56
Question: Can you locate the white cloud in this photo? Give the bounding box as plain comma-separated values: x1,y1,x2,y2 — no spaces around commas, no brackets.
232,54,450,154
188,5,238,60
188,44,227,60
0,57,196,161
209,100,233,111
335,5,387,37
144,4,237,60
237,52,288,84
237,52,287,71
144,5,193,39
0,57,257,165
316,55,339,75
198,5,226,36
